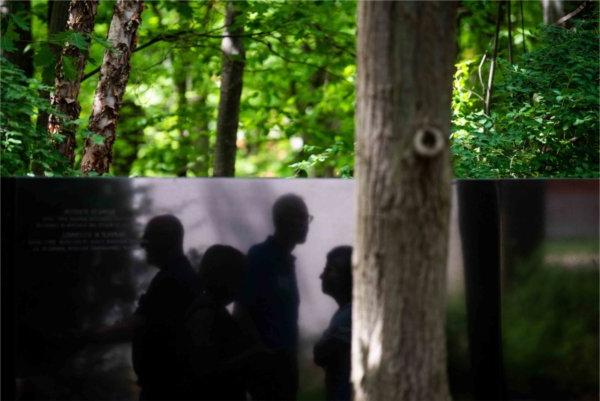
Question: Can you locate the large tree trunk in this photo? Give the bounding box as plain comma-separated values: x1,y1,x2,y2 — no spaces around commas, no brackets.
81,0,144,175
48,0,99,165
353,2,457,401
4,0,33,78
36,0,70,137
213,2,245,177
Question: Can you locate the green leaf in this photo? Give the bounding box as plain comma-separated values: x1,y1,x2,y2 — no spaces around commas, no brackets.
10,14,29,31
67,32,89,51
34,45,56,69
91,134,105,145
1,22,18,53
62,55,78,81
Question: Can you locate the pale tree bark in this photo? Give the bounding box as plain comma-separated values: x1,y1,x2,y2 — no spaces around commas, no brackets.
81,0,144,175
542,0,564,24
213,2,245,177
48,0,99,164
353,2,457,401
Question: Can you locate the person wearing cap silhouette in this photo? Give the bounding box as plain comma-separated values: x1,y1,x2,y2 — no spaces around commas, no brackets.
237,194,312,400
132,214,199,400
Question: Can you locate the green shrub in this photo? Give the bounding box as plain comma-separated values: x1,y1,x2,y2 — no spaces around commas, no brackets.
451,22,599,178
0,57,72,176
502,262,599,399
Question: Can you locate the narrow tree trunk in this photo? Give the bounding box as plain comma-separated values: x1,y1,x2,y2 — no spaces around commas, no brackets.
213,2,245,177
507,0,513,64
81,0,144,175
48,0,99,165
542,0,564,24
354,2,457,401
520,0,527,54
5,0,33,78
35,0,70,140
174,59,190,177
190,93,211,176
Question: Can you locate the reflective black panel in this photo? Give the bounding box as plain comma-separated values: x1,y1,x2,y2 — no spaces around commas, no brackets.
1,178,598,401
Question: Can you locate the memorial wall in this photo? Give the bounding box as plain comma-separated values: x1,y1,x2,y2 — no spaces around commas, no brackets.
1,178,597,400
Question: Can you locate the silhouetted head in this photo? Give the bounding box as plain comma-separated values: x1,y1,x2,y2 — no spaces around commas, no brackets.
320,246,352,306
141,215,184,268
198,245,245,306
272,194,311,247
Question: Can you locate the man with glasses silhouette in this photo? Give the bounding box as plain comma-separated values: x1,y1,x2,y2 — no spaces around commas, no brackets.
237,194,312,401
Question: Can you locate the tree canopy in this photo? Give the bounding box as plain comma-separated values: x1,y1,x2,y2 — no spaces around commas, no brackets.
0,0,597,177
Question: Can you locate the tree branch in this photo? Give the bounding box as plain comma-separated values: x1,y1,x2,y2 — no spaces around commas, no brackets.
555,1,589,25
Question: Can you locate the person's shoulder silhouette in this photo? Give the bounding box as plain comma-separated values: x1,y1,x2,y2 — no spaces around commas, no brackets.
133,214,199,400
181,244,251,401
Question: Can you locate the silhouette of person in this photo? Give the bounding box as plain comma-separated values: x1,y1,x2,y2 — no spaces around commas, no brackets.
132,215,200,400
314,246,353,401
237,193,312,400
179,245,257,401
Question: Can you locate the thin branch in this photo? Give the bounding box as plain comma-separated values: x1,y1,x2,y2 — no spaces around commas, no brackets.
253,37,348,83
478,52,488,92
485,1,503,116
81,19,299,82
555,0,589,25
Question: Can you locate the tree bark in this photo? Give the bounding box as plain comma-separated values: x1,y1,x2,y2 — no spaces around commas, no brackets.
190,92,211,177
485,1,504,116
35,0,70,143
174,58,190,177
48,0,99,165
80,0,144,175
354,2,457,401
542,0,564,24
507,0,513,64
213,2,245,177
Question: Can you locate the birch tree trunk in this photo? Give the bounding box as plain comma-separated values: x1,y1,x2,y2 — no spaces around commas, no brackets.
213,2,245,177
353,2,457,401
80,0,143,175
47,0,97,164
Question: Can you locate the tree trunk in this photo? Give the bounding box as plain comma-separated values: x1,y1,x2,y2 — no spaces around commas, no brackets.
485,1,504,116
190,93,211,177
542,0,564,24
353,2,457,401
80,0,144,175
174,59,190,177
5,0,33,78
48,0,99,165
35,0,70,143
213,2,245,177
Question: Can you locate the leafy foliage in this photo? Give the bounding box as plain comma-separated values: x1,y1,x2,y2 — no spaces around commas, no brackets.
0,57,72,176
1,1,598,178
451,21,599,178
